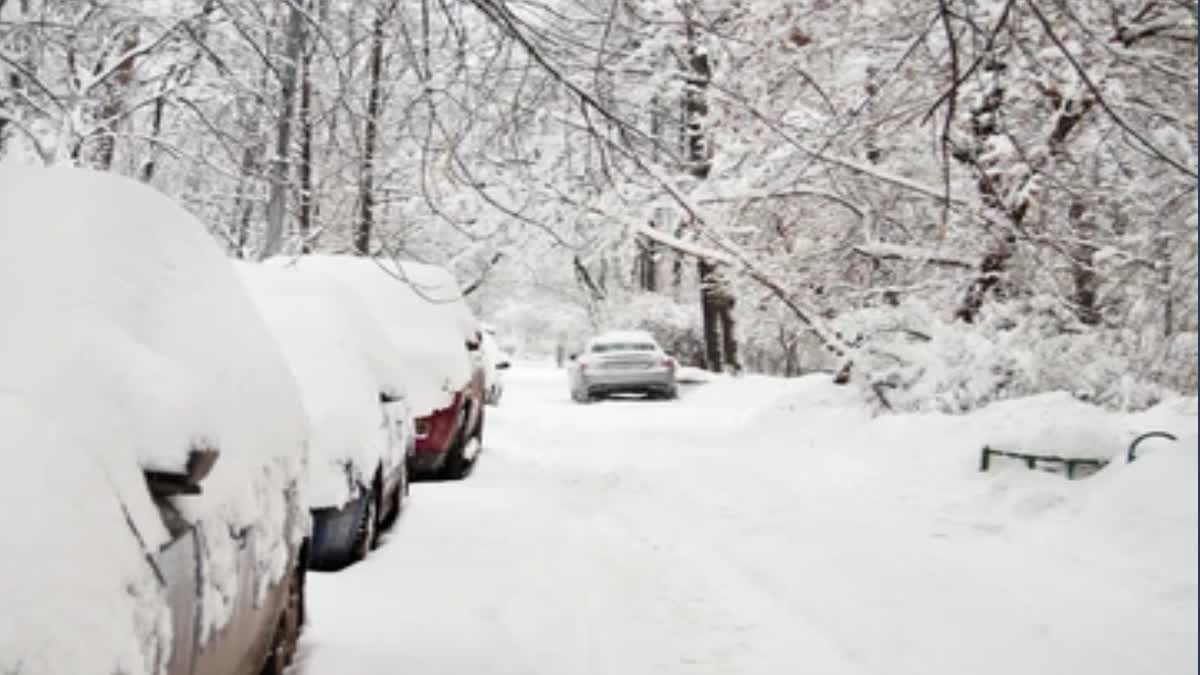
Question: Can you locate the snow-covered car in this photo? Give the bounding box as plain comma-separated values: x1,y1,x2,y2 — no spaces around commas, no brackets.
0,167,309,675
236,262,416,571
568,330,679,402
272,255,486,480
480,324,512,405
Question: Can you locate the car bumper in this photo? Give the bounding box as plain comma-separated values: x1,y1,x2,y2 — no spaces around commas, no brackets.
582,368,676,395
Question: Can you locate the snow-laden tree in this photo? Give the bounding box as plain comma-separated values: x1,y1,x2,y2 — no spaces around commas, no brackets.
1,0,1193,410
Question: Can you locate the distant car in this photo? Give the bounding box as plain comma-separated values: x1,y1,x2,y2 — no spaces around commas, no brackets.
274,255,487,480
236,263,415,571
0,167,309,675
568,330,679,402
480,325,512,405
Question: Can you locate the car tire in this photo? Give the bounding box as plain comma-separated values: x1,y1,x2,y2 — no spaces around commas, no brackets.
350,487,378,562
441,428,469,481
380,467,403,530
259,553,305,675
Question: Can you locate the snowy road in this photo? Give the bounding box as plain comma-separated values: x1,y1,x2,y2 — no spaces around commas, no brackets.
290,365,1197,675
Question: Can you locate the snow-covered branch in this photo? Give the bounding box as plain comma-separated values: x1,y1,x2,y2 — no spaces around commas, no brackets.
852,243,975,270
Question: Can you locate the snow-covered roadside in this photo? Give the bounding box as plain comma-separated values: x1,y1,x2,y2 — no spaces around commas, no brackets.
619,377,1198,675
293,365,1196,675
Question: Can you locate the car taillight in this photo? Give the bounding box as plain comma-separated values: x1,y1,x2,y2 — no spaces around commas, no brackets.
660,356,675,368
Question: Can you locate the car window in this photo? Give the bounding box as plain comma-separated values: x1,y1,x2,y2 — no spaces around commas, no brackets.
590,342,658,353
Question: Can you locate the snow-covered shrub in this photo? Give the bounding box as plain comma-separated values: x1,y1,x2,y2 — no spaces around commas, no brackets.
601,292,704,363
491,296,593,358
1154,332,1199,395
839,295,1184,414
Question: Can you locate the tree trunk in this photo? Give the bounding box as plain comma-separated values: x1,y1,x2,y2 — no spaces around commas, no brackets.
681,26,711,180
140,73,169,182
672,222,686,298
636,222,658,292
298,34,316,253
683,9,736,371
718,293,739,373
355,0,390,256
259,0,307,260
698,258,722,372
94,26,141,170
1070,201,1100,325
232,95,262,258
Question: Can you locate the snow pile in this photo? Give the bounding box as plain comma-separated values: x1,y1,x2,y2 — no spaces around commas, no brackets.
236,262,408,509
675,366,715,384
749,373,1197,534
268,255,478,416
716,376,1197,673
0,167,309,672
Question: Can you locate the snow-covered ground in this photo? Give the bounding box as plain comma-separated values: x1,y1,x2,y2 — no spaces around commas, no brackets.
290,363,1197,675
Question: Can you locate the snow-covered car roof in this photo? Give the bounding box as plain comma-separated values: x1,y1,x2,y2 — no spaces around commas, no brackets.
236,261,409,508
268,255,479,416
0,166,308,674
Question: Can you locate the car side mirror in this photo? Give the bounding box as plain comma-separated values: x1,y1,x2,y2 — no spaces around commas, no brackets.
145,447,219,498
380,389,405,404
495,361,511,370
466,340,481,352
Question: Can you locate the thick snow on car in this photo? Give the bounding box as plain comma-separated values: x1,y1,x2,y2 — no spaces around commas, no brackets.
0,167,310,675
270,255,486,480
236,262,416,570
479,323,512,405
568,330,679,402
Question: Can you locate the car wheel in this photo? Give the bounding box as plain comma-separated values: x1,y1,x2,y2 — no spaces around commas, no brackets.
440,426,469,480
380,472,403,530
350,488,378,562
259,553,305,675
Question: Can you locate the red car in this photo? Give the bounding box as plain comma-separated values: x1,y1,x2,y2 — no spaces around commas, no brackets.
411,330,487,480
276,255,486,482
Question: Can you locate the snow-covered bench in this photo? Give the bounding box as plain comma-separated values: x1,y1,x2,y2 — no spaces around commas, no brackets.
979,430,1180,480
978,446,1108,479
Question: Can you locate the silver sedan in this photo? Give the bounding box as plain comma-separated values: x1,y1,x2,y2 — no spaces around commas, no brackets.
567,331,678,402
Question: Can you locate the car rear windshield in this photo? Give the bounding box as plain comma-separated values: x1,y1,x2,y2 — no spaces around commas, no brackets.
590,342,657,353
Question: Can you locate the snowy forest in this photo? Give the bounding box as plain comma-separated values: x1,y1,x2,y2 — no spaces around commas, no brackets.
1,0,1196,412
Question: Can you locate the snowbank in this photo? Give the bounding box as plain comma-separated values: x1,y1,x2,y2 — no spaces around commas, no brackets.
681,376,1197,674
749,377,1197,546
236,262,410,508
0,167,309,672
268,255,478,416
